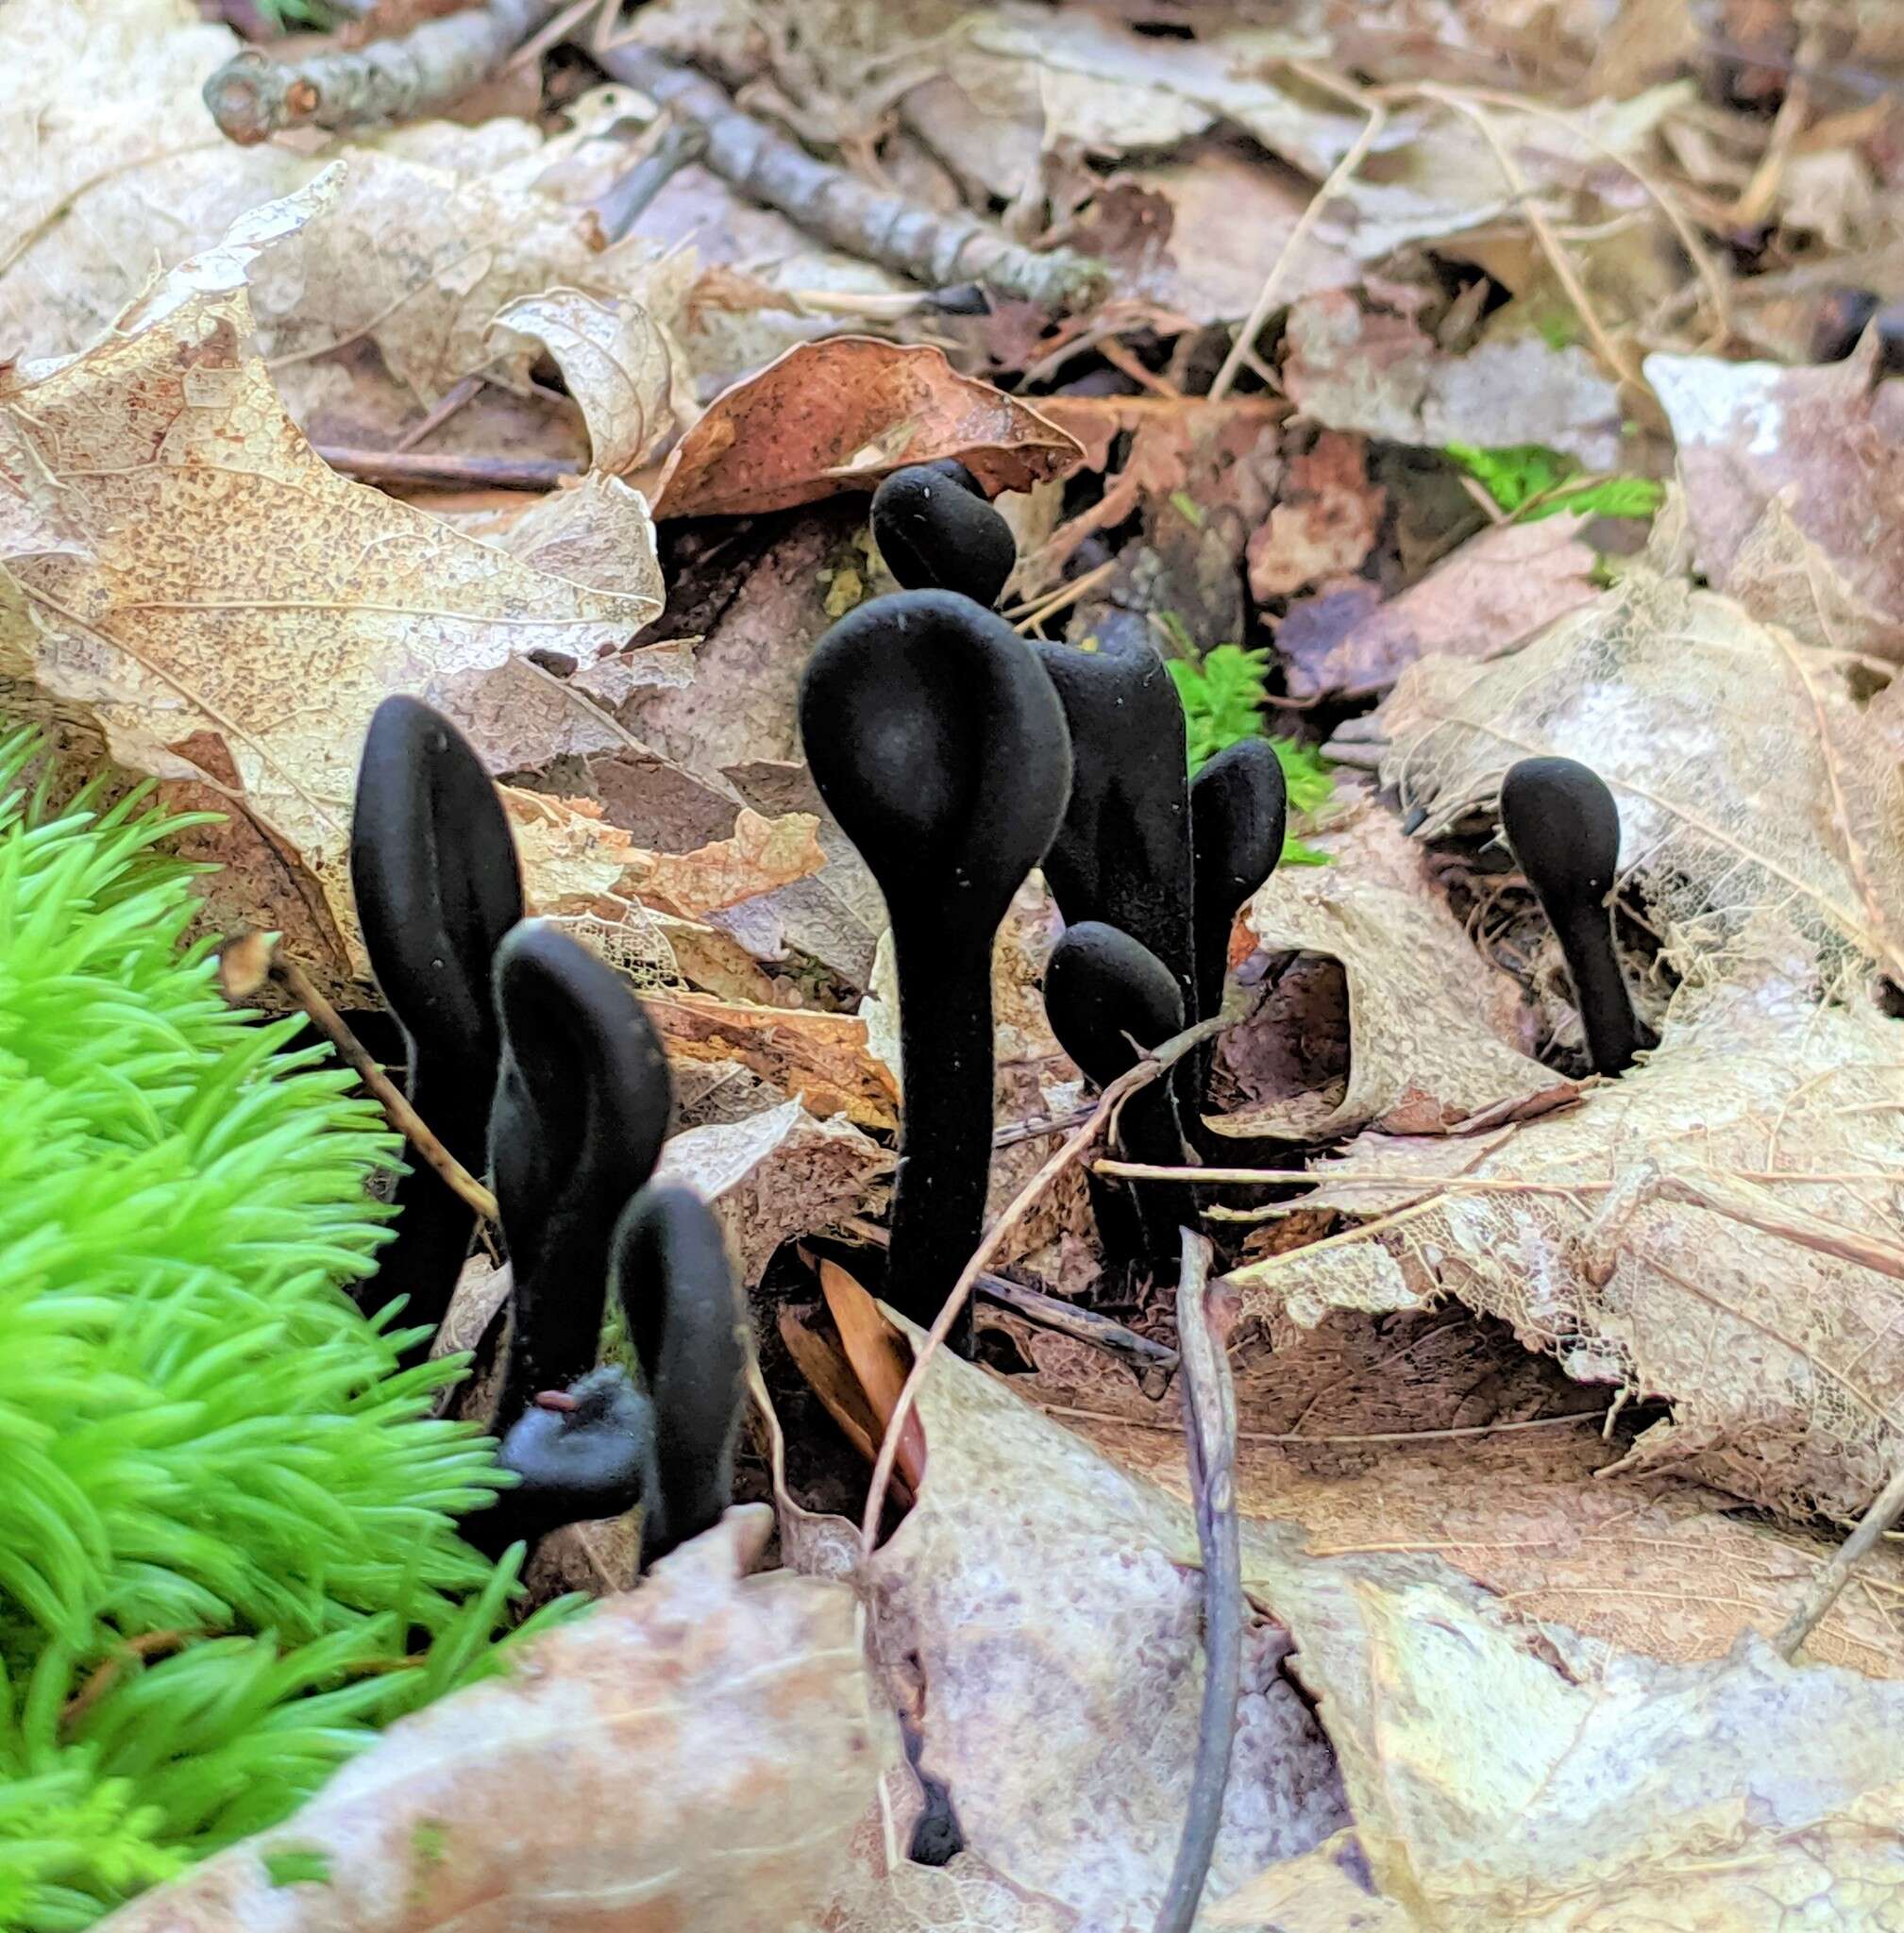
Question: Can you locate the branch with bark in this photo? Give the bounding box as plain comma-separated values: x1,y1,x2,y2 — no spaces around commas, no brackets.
204,0,562,144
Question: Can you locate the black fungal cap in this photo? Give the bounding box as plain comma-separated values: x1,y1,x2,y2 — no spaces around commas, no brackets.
799,589,1071,1348
1189,738,1288,1031
469,1366,655,1558
1044,919,1190,1279
1499,755,1646,1077
348,695,523,1355
490,922,675,1420
613,1182,747,1566
870,460,1017,609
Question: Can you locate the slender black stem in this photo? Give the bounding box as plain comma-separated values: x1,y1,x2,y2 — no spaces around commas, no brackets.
1555,904,1646,1077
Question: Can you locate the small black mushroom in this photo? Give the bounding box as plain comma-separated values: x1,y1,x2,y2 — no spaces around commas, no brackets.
1189,738,1288,1031
472,1367,655,1558
869,460,1017,609
1043,920,1190,1281
489,921,675,1422
1032,622,1199,1029
613,1182,747,1565
799,589,1071,1351
1499,755,1647,1077
347,695,523,1358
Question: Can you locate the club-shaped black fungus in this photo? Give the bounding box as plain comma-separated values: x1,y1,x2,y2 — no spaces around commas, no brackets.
869,460,1017,609
1032,623,1198,1023
613,1182,747,1565
468,1366,656,1558
799,589,1071,1351
1499,755,1647,1077
490,921,675,1421
1189,738,1288,1031
1043,920,1190,1279
348,696,523,1357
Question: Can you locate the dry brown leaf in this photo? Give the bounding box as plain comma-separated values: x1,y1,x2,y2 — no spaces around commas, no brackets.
1284,291,1625,468
97,1510,891,1933
654,1096,890,1283
1279,512,1602,700
1231,954,1904,1521
1650,339,1904,656
652,338,1082,519
1246,430,1385,601
835,1314,1904,1929
624,808,827,919
0,179,684,986
818,1259,928,1496
1379,514,1904,988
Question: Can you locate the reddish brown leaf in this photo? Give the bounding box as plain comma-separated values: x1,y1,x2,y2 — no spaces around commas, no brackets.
652,338,1083,519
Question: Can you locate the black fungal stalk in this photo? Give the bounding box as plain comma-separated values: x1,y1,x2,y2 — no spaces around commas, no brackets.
489,921,675,1422
348,695,522,1358
800,589,1071,1352
1499,755,1647,1077
1043,920,1190,1280
870,460,1017,610
1189,738,1288,1032
614,1182,748,1565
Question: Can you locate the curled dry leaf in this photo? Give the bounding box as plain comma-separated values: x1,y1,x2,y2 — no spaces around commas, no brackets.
0,179,684,985
1279,512,1602,701
1380,522,1904,989
840,1318,1904,1929
97,1509,891,1933
651,338,1083,519
1282,291,1625,469
1231,957,1904,1521
1649,340,1904,660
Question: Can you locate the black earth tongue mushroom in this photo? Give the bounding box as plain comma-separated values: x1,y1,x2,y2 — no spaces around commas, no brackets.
1043,920,1191,1284
612,1181,748,1566
469,1367,656,1559
1190,737,1289,1030
488,921,675,1425
1498,755,1650,1078
869,460,1017,610
347,695,523,1359
799,589,1072,1354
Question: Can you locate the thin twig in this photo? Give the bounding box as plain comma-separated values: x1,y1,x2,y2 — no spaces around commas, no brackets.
204,0,564,144
315,445,581,492
858,1005,1241,1553
595,117,712,243
222,933,498,1223
1776,1463,1904,1661
1045,1404,1611,1447
392,374,486,454
1209,105,1389,402
588,43,1108,310
1154,1230,1240,1933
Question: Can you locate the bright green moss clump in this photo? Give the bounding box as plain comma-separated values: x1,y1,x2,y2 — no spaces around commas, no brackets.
0,734,541,1931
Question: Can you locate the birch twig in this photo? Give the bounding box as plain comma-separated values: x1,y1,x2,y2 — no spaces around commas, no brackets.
588,43,1109,311
204,0,564,145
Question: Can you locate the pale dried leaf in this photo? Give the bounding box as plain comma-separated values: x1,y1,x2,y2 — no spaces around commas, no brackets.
98,1510,891,1933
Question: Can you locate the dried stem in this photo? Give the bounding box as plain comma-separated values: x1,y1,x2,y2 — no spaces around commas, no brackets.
223,933,499,1223
204,0,564,144
858,1004,1240,1554
1154,1230,1240,1933
588,44,1108,311
1776,1462,1904,1661
315,446,581,492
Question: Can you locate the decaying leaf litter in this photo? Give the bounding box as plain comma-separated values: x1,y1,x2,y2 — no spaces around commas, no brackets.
8,0,1904,1924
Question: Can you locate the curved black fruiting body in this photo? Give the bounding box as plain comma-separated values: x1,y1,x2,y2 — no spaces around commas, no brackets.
1032,629,1198,1024
614,1182,747,1565
1190,738,1288,1030
1043,920,1189,1279
870,460,1016,610
490,922,675,1421
799,590,1071,1352
468,1367,655,1558
348,696,523,1357
1499,756,1646,1077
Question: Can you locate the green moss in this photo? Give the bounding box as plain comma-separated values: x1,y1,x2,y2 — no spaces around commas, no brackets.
0,732,557,1931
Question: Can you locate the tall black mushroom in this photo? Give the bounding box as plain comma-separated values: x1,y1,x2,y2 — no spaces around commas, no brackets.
347,696,522,1361
799,589,1071,1351
1499,755,1648,1077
